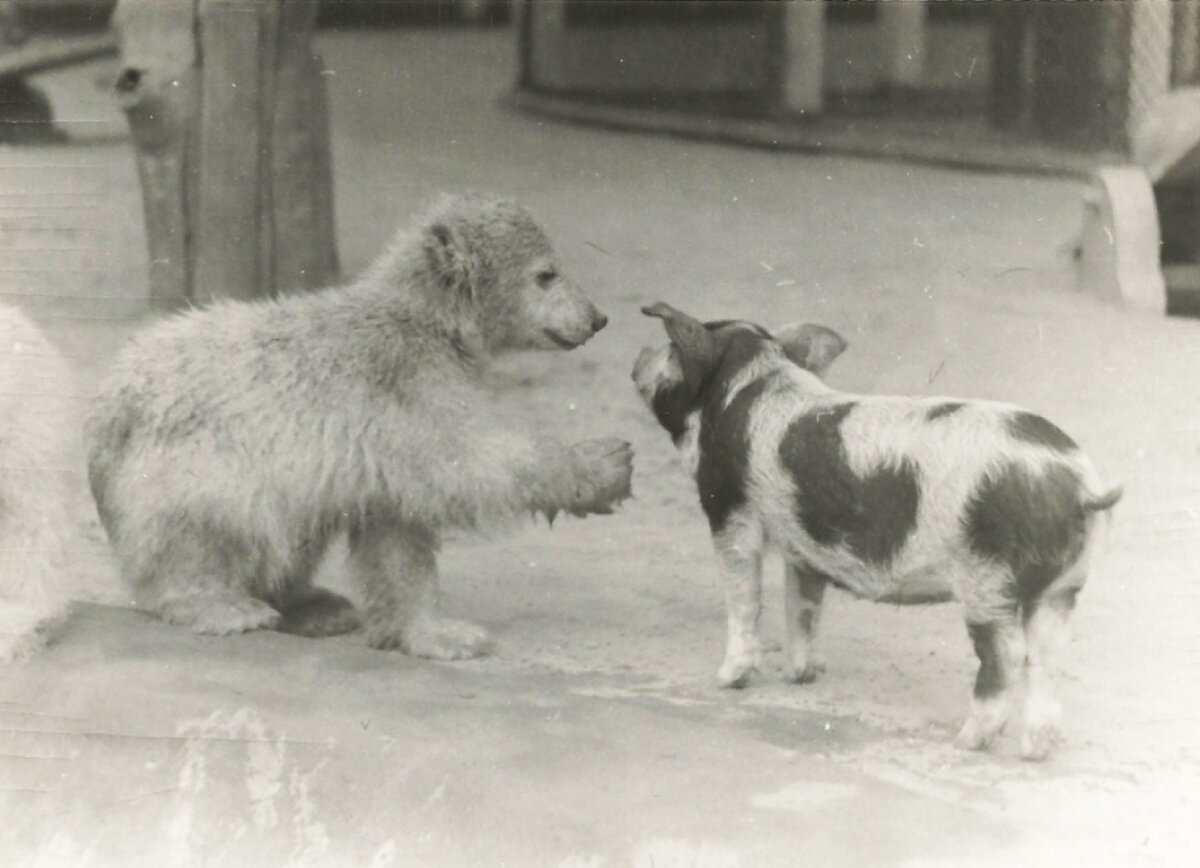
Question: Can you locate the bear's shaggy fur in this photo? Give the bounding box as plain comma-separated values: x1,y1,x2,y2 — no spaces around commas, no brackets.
87,193,632,659
0,304,77,661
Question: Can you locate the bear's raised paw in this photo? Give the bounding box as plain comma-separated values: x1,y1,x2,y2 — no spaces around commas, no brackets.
568,437,634,516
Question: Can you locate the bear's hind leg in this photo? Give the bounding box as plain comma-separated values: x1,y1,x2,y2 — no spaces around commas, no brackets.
131,524,281,635
153,591,281,635
348,521,490,660
271,533,362,638
277,587,361,638
0,601,67,662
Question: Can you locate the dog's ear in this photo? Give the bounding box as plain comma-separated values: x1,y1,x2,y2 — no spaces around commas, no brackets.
421,219,476,302
642,302,720,391
774,322,847,376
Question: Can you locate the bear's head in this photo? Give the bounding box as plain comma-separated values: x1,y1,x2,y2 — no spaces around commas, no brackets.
413,192,607,355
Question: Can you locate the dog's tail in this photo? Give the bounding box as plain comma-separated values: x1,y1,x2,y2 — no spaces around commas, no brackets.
1081,484,1123,514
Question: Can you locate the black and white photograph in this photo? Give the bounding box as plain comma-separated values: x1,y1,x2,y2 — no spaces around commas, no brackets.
1,1,1197,865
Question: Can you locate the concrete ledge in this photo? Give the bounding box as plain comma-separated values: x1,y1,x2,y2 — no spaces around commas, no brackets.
509,87,1122,179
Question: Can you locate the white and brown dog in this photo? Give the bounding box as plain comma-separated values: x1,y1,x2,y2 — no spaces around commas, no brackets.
632,302,1121,760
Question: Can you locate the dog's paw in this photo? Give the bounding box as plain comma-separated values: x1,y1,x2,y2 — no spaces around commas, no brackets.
784,659,825,685
1019,722,1062,762
716,654,760,689
954,694,1011,751
954,713,1008,752
568,438,634,516
371,617,493,660
1020,697,1063,761
953,719,991,752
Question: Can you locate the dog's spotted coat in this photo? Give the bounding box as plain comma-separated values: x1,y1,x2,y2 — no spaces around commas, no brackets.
633,302,1121,760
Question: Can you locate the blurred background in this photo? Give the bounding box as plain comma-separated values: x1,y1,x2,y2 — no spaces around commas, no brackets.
8,1,1200,312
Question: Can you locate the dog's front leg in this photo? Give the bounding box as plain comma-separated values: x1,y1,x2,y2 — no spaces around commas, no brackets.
713,517,765,688
783,561,827,683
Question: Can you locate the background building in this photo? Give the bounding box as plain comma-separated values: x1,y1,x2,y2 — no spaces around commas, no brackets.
516,0,1194,162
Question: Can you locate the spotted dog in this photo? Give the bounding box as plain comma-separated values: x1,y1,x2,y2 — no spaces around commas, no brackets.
632,302,1121,760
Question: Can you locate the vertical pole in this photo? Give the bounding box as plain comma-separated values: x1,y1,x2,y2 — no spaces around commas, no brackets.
1095,0,1135,154
990,2,1037,132
878,0,927,89
524,0,567,91
194,0,263,303
270,0,338,294
515,0,533,90
779,0,825,115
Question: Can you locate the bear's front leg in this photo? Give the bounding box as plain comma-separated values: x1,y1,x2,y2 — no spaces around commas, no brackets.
347,520,490,660
527,436,633,521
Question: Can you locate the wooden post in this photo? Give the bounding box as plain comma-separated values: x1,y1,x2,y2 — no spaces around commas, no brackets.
522,0,568,92
878,0,927,89
113,0,337,309
989,2,1037,132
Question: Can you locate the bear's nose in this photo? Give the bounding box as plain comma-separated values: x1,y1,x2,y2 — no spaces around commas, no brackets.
592,311,608,332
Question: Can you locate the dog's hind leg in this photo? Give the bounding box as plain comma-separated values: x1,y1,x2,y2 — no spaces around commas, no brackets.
955,608,1025,752
713,515,765,689
349,521,490,660
783,561,827,684
1020,584,1079,760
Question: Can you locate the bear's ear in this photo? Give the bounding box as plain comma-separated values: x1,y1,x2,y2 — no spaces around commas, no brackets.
422,220,475,301
642,302,720,392
773,322,847,377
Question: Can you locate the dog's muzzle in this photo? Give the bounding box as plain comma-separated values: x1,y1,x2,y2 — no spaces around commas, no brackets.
632,344,676,404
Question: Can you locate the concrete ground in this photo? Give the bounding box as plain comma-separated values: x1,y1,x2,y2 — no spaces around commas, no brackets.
2,28,1199,868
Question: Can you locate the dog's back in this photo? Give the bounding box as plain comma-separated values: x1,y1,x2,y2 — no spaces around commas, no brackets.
740,380,1117,605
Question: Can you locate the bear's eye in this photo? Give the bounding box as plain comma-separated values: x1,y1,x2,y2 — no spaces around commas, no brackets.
535,268,558,289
